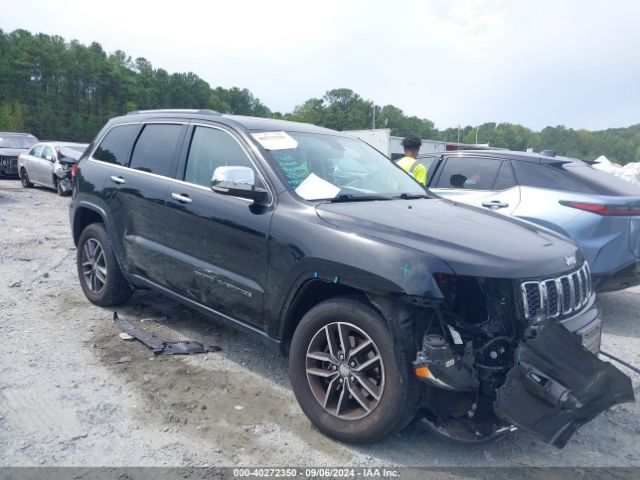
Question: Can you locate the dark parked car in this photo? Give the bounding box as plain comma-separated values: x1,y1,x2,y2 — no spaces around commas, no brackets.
69,110,633,447
0,132,38,176
420,151,640,292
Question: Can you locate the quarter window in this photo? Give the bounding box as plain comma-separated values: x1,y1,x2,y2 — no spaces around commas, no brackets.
434,156,501,190
94,124,140,166
130,124,183,177
184,126,255,188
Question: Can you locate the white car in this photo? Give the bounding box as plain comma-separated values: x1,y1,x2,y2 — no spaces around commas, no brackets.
18,141,88,195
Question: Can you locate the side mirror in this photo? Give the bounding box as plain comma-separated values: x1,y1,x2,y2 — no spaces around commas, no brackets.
211,166,268,204
45,155,54,162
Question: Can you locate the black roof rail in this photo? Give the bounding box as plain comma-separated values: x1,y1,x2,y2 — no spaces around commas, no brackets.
126,109,221,116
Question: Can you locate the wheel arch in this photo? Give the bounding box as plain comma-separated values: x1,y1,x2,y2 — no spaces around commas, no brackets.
278,276,432,357
72,202,109,246
279,279,368,353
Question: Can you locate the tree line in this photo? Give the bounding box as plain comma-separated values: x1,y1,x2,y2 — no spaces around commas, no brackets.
1,29,638,164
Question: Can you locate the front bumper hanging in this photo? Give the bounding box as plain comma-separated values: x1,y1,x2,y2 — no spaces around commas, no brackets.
494,318,635,448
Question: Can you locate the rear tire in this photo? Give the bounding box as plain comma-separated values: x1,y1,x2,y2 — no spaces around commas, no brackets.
77,223,132,306
289,297,421,443
20,168,33,188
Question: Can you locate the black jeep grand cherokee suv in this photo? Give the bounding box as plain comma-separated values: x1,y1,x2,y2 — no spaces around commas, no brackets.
70,109,633,447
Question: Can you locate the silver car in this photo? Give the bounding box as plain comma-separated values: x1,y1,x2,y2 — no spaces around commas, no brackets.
18,141,88,195
421,150,640,292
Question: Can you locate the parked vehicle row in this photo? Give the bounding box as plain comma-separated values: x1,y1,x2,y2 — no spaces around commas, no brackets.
0,132,38,176
413,151,640,293
67,109,634,448
18,141,88,195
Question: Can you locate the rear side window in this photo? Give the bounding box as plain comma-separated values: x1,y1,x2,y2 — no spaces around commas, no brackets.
493,160,517,190
183,126,255,187
510,161,633,194
94,124,139,166
434,156,501,190
564,165,640,196
130,124,183,177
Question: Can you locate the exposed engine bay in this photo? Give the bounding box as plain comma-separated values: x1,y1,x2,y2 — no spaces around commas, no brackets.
412,273,635,447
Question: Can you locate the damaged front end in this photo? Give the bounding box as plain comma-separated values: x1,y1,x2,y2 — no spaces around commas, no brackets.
412,266,635,447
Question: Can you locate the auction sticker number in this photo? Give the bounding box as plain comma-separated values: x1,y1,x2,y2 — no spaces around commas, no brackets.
233,469,298,477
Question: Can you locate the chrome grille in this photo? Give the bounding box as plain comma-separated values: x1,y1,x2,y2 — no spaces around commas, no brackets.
521,263,591,320
0,155,17,164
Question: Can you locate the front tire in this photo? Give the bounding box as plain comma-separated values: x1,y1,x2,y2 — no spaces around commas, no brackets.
289,297,421,443
55,177,67,196
77,223,132,306
20,168,33,188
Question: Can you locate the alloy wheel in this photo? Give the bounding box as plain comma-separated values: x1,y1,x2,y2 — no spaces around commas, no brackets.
305,321,385,420
81,238,107,293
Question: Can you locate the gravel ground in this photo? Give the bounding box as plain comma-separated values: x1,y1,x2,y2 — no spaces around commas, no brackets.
0,177,639,467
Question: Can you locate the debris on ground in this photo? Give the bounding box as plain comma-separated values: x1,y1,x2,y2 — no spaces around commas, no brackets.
113,312,221,355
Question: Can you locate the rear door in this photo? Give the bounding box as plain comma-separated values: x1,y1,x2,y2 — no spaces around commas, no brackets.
512,160,640,276
98,121,187,286
429,155,521,215
161,122,274,329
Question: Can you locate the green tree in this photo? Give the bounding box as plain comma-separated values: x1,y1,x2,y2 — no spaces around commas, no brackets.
322,88,372,131
289,98,325,125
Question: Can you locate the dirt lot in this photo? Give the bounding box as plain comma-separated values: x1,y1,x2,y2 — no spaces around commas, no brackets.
0,177,639,467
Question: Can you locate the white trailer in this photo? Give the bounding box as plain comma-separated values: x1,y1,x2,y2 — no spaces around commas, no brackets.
344,129,493,159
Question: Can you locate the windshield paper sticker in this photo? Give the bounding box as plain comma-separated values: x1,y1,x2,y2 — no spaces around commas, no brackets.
251,131,298,150
295,173,340,200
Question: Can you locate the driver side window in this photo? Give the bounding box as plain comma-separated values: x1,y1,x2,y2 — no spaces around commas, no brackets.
184,126,256,188
42,145,55,160
30,144,44,157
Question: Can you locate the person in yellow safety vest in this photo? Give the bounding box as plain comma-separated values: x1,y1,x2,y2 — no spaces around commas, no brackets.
396,135,428,186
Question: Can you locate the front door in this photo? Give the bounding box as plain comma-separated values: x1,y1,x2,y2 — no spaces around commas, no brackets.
162,123,274,329
38,144,56,187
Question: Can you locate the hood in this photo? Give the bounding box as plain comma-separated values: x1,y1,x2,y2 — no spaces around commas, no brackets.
58,146,83,162
0,148,28,156
316,198,581,278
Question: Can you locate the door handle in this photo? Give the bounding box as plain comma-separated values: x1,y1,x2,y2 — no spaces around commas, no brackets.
482,200,509,209
110,175,125,184
171,193,193,204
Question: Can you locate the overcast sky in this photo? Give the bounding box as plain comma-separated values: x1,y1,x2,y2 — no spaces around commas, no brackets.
3,0,639,131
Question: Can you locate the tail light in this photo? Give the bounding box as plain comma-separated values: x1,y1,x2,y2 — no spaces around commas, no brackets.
71,164,79,180
560,201,640,216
